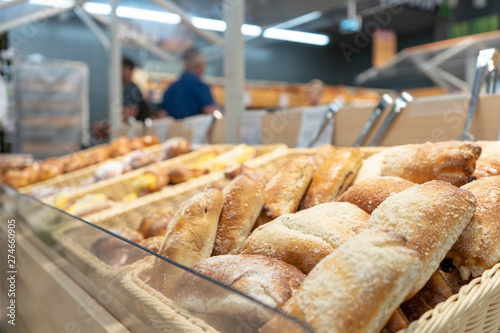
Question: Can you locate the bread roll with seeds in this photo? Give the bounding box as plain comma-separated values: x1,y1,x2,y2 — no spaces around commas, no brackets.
366,180,476,299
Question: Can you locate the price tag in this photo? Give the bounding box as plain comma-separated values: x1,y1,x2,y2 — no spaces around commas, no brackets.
240,110,265,145
296,105,334,147
182,114,213,144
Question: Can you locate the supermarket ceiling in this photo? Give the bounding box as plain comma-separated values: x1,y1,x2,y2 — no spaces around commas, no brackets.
0,0,443,48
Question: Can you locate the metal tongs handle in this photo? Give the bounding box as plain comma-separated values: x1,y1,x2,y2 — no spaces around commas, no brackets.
202,110,223,144
458,48,499,141
306,100,343,147
353,93,394,147
369,91,413,147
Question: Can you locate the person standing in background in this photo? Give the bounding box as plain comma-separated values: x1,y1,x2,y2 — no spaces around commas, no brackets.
93,57,150,139
161,47,218,119
306,79,325,106
122,57,150,122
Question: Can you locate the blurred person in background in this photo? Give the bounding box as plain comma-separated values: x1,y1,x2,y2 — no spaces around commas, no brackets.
307,79,325,106
93,57,150,140
161,47,218,119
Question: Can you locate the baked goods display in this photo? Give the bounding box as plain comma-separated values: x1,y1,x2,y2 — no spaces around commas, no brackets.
473,141,500,179
1,135,161,189
55,140,500,332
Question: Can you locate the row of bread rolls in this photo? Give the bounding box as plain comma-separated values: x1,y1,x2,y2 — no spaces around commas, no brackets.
2,135,161,188
93,140,500,332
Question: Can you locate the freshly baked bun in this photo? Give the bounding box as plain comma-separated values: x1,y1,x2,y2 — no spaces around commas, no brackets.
300,147,363,209
141,135,160,147
473,141,500,179
338,176,415,214
366,180,476,299
174,254,305,322
91,227,143,267
94,161,128,182
260,229,423,333
354,141,481,187
161,137,191,160
450,176,500,279
213,174,265,256
242,204,362,273
123,150,157,170
255,155,314,228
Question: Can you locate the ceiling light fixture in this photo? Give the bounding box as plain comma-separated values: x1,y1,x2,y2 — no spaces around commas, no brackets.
271,11,322,30
263,28,330,46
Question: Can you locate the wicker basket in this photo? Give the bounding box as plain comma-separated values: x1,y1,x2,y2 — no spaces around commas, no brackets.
41,144,237,203
86,147,313,230
17,143,166,194
121,257,221,333
400,262,500,333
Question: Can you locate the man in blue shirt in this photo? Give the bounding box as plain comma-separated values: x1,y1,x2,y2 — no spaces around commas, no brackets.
161,48,218,119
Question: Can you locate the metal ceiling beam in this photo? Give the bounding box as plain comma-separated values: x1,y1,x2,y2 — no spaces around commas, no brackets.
0,0,26,11
0,5,72,34
149,0,225,47
87,12,177,64
74,6,110,51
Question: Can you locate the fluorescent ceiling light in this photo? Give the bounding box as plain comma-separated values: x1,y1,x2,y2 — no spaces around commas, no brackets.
192,17,226,32
242,24,262,37
117,7,180,24
263,28,329,46
271,11,322,30
82,2,110,15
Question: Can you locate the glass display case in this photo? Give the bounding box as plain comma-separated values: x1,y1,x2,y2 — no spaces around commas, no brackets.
0,184,312,333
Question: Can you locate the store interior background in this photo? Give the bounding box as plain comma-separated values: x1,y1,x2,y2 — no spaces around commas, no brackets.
4,0,500,127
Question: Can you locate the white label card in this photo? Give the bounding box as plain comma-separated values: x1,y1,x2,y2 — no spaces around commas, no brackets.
240,110,265,145
182,114,213,144
296,105,334,148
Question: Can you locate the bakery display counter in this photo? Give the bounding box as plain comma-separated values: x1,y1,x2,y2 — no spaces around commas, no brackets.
0,184,311,333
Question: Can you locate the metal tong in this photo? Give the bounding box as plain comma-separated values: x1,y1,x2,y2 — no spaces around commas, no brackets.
202,110,223,144
369,91,413,146
306,99,343,147
353,93,394,147
458,48,499,141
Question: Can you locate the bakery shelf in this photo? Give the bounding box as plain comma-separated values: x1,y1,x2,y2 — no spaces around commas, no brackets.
0,184,311,333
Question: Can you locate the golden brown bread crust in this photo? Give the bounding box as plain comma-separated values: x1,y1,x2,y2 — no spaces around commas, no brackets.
381,308,410,333
295,201,369,234
450,176,500,279
355,141,482,187
338,176,415,214
260,229,423,333
311,144,337,168
300,147,363,210
212,174,265,256
150,188,223,296
401,270,453,322
138,208,176,238
161,137,191,160
255,155,314,228
366,180,476,299
157,188,223,265
139,236,164,253
473,141,500,179
167,166,205,184
242,206,358,273
174,254,305,321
